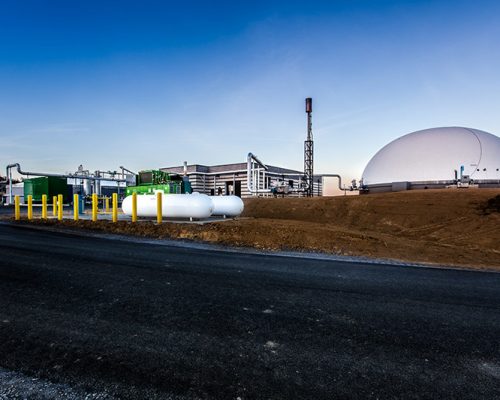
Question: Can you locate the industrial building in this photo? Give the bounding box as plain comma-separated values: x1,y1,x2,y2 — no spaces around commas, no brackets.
161,160,324,198
361,127,500,193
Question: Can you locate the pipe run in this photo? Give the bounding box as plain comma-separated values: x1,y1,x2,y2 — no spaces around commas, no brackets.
247,152,271,194
5,163,129,204
119,166,136,180
320,174,350,191
179,158,350,196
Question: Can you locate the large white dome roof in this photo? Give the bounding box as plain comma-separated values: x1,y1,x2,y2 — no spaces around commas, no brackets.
362,127,500,185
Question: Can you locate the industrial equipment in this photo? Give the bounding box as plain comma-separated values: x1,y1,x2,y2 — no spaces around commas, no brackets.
270,181,291,196
23,176,69,203
5,163,130,205
125,170,192,196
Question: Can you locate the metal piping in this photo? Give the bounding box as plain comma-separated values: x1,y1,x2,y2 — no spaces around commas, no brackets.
6,163,20,205
320,174,349,191
247,153,271,194
119,166,137,178
7,164,129,181
5,163,129,205
185,165,265,195
248,152,267,170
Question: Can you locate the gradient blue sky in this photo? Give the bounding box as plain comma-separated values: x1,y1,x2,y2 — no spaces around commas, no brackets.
1,0,500,180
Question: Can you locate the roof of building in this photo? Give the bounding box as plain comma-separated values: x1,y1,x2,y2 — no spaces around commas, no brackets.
161,163,304,176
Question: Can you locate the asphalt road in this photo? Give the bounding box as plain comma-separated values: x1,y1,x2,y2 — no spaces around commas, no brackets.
1,223,500,399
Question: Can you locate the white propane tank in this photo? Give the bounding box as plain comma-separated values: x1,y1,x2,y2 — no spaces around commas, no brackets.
210,195,244,217
122,193,213,219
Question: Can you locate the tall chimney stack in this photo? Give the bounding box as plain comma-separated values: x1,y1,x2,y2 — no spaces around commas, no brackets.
304,98,314,197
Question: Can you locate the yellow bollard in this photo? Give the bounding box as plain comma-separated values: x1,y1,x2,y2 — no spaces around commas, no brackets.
105,197,110,214
14,195,20,221
53,196,57,216
112,193,118,223
156,191,162,224
131,192,137,223
27,195,33,220
42,194,47,219
92,193,98,222
73,194,79,221
58,194,63,221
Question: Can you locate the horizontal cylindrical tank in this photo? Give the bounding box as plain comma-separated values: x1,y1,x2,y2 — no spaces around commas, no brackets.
122,193,213,219
210,195,244,217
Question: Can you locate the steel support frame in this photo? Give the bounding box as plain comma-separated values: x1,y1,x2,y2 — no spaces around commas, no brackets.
304,109,314,197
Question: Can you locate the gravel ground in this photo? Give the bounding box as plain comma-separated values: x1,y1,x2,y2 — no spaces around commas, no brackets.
1,223,500,398
0,367,113,399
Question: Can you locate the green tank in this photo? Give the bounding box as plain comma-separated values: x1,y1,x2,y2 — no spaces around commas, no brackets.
24,176,68,202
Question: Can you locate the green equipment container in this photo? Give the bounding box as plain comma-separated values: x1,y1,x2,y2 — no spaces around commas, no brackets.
126,169,191,196
136,170,172,186
24,176,69,203
125,182,182,196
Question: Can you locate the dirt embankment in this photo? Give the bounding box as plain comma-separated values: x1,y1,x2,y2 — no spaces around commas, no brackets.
12,189,500,269
240,189,500,268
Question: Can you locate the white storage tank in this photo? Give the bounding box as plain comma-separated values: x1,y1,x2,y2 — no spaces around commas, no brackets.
210,195,244,217
122,193,213,219
361,127,500,192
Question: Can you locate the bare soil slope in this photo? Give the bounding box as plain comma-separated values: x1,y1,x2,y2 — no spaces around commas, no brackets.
13,189,500,269
239,189,500,268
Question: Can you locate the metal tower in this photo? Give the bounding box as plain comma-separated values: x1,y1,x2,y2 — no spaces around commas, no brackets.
304,97,314,197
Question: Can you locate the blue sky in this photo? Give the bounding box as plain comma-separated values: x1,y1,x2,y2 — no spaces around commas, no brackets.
1,0,500,180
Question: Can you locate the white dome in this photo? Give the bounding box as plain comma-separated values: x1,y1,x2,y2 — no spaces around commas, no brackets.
362,127,500,185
